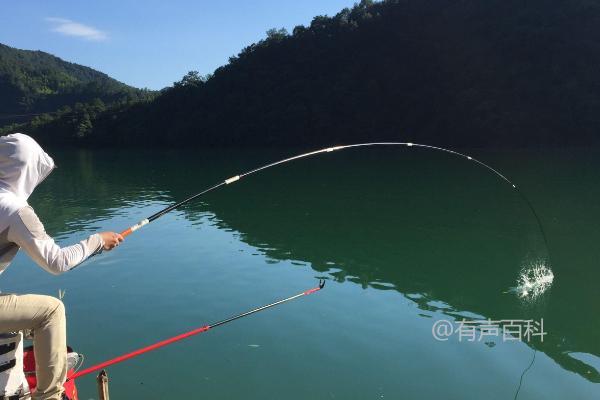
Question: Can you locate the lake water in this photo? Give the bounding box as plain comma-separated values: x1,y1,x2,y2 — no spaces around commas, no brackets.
1,146,598,399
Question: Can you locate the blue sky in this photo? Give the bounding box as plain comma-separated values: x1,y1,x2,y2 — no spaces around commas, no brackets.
0,1,356,90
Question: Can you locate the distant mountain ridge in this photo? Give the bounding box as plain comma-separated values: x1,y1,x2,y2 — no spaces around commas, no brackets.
4,0,600,147
0,43,150,125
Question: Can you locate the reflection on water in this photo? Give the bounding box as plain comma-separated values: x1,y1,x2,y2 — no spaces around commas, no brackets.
3,147,599,398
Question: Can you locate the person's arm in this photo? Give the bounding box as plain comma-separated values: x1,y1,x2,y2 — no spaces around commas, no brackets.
7,206,122,275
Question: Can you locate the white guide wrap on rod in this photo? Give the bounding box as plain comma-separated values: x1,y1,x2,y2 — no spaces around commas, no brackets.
225,175,240,184
130,219,149,232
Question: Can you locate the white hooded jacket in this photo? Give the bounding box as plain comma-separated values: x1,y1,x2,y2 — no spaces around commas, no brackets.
0,133,103,277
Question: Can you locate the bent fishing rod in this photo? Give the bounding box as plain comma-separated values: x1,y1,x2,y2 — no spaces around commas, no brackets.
68,279,325,380
118,142,549,253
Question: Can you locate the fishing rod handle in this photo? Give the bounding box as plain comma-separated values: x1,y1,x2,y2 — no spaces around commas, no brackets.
120,218,149,238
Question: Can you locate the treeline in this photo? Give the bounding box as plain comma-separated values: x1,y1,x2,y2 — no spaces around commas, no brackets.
0,43,153,127
4,0,600,147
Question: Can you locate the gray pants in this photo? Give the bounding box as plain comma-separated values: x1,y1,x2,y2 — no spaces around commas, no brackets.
0,294,66,400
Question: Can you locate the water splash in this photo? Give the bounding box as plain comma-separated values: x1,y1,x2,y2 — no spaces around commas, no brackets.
513,261,554,299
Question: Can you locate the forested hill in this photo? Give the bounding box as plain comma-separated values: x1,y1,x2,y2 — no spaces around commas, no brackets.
0,43,151,126
5,0,600,147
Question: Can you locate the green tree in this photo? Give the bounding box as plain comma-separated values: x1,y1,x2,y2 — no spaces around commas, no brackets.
265,28,289,42
173,71,207,88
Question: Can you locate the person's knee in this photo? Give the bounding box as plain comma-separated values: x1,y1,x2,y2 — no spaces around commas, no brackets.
48,296,65,317
39,295,65,325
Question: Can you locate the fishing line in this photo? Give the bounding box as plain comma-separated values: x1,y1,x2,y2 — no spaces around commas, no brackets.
118,142,550,260
513,348,537,399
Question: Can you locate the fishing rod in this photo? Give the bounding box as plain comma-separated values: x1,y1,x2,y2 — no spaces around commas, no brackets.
68,279,325,380
118,142,550,253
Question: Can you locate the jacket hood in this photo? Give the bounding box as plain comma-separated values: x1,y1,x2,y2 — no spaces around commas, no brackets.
0,133,55,200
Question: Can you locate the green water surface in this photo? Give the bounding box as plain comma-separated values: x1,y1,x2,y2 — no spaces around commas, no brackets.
1,146,598,399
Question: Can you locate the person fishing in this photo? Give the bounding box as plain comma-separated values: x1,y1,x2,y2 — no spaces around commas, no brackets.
0,133,123,400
